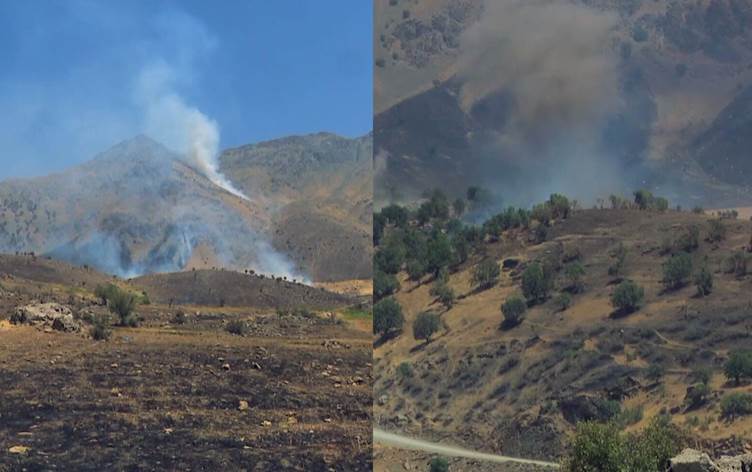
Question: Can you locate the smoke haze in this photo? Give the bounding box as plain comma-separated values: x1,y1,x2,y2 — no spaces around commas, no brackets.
455,0,628,206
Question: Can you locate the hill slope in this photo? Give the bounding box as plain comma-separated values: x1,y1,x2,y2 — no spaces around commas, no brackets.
219,132,373,282
374,207,752,462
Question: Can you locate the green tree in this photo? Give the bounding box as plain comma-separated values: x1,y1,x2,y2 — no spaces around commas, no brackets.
374,270,400,300
94,283,118,305
549,193,571,219
430,282,455,309
633,189,655,210
611,279,645,314
413,311,441,343
426,232,453,275
522,262,552,304
663,252,692,290
724,351,752,386
501,296,526,327
373,298,405,338
472,259,500,290
374,236,407,274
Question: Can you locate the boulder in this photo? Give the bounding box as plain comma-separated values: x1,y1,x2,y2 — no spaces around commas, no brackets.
10,303,82,333
670,449,721,472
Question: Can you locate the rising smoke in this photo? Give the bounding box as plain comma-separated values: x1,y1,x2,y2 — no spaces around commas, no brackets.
136,61,248,200
455,0,630,206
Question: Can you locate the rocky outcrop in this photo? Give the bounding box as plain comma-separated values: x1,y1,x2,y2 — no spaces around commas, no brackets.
670,448,752,472
10,303,82,333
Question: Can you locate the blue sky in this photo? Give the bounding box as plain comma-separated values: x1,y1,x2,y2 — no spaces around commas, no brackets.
0,1,372,179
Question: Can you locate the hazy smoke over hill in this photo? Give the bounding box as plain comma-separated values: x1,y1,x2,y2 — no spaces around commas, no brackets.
136,61,248,200
457,0,626,205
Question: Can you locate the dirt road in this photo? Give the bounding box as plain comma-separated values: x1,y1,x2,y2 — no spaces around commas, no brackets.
374,428,560,469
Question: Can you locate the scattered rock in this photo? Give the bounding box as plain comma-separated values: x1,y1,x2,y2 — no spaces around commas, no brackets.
222,363,230,371
238,400,249,411
9,445,29,455
10,303,82,333
670,448,721,472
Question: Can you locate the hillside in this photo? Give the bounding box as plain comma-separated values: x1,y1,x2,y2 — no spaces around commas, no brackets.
219,132,373,282
0,132,374,283
373,197,752,466
374,0,752,207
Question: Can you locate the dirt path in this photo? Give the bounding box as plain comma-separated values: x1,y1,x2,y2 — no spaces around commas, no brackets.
373,428,561,469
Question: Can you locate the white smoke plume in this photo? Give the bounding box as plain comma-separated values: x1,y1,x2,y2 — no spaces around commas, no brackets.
135,61,248,200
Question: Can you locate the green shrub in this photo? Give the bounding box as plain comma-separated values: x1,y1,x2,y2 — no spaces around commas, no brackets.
94,283,118,305
721,393,752,419
565,262,586,293
373,298,405,337
608,243,627,276
611,279,645,314
406,258,427,280
663,253,692,290
723,252,750,277
501,296,527,327
107,287,138,327
684,383,711,409
694,265,713,296
690,366,712,386
675,225,700,253
724,350,752,385
413,311,441,343
429,457,449,472
646,364,665,382
430,282,455,309
707,219,727,243
89,313,112,341
397,361,413,379
522,262,552,304
472,259,500,290
553,292,572,312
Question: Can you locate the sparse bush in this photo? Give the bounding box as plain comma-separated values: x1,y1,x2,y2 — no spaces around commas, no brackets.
413,311,441,343
684,383,711,409
374,270,400,300
533,223,549,244
430,282,455,309
608,243,627,277
724,350,752,385
501,296,527,327
373,298,405,338
548,193,571,219
662,252,692,290
226,319,248,336
429,457,449,472
723,252,750,277
707,219,727,243
522,262,552,304
90,313,112,341
452,198,465,217
611,279,645,314
94,283,118,305
565,262,586,293
472,259,500,290
553,293,572,312
692,206,704,214
397,361,413,379
694,265,713,296
107,287,138,327
721,392,752,419
675,225,700,253
690,366,712,386
646,364,665,382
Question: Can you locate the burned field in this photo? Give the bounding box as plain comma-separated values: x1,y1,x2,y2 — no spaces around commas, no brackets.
0,257,372,471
